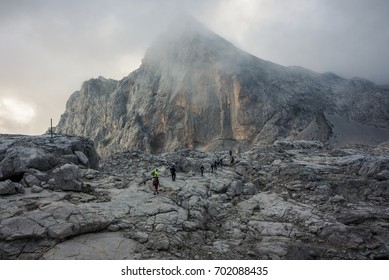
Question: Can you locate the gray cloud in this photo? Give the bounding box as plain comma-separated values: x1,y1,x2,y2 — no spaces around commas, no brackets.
1,0,388,135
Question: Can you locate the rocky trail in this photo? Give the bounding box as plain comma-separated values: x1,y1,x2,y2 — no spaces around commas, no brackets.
1,134,388,259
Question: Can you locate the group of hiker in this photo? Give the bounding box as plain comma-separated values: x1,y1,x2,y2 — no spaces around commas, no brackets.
210,158,222,173
148,148,236,195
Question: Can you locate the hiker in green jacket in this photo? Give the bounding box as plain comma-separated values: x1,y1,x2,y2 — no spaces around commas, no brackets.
152,168,160,195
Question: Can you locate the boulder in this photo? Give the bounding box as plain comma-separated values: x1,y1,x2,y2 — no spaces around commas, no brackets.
0,135,99,184
210,180,229,194
0,147,51,181
24,174,41,188
234,160,253,177
0,180,24,195
53,164,82,191
75,151,89,166
31,185,44,193
226,180,244,196
375,170,389,181
359,160,381,177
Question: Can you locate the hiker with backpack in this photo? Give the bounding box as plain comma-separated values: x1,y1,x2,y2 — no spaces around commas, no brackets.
152,168,160,195
170,164,176,181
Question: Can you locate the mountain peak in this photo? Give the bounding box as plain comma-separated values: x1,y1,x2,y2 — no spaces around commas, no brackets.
149,14,214,48
142,16,241,72
56,17,389,154
167,14,209,35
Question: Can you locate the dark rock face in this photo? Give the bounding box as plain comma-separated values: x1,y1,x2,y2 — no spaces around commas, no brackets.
0,134,99,189
1,138,388,260
55,18,389,155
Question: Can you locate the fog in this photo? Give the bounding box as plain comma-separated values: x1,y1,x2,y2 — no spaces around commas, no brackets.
1,0,388,135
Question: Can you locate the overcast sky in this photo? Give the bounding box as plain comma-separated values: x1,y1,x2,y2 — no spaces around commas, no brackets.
1,0,388,135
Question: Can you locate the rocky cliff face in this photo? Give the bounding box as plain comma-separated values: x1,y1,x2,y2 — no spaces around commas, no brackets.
55,17,389,155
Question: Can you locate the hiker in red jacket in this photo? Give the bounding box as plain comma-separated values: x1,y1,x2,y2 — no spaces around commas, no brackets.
153,173,160,195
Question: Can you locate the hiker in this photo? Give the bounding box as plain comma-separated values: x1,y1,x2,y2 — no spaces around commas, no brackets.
152,168,160,195
214,160,218,170
170,165,176,181
153,176,160,195
151,168,159,194
229,148,232,157
219,158,223,166
217,158,222,169
152,168,158,178
211,163,214,173
230,155,235,166
200,164,204,176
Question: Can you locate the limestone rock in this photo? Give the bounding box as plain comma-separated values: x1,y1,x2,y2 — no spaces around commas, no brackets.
75,151,89,167
0,134,99,181
0,137,388,260
375,170,389,180
31,185,44,193
0,134,100,196
53,164,82,191
42,232,137,260
0,216,47,241
0,147,50,181
0,180,24,195
24,174,41,188
54,17,389,156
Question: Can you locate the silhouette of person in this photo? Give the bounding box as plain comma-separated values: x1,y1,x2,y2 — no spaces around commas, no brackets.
170,165,176,181
230,155,235,166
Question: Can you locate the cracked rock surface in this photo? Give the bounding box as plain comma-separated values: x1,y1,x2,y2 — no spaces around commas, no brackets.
1,135,388,259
